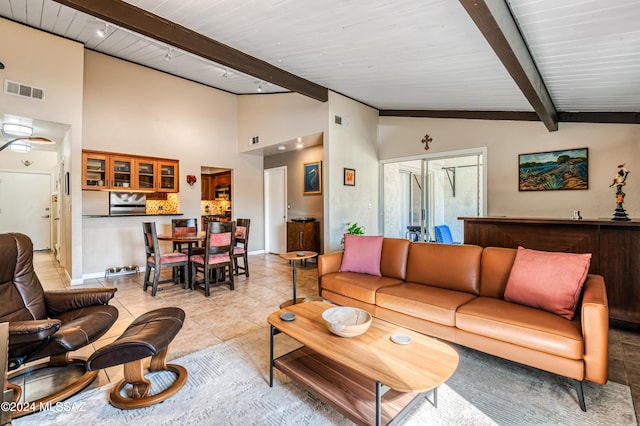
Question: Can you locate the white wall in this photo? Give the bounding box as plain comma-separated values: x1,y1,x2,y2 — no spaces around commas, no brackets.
326,92,380,252
238,93,328,153
81,51,264,276
379,117,640,220
0,18,84,281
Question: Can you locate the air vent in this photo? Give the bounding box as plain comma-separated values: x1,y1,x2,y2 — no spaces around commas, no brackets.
334,114,349,127
4,80,45,101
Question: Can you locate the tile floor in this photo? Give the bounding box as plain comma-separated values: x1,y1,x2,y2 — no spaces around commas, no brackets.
26,250,640,422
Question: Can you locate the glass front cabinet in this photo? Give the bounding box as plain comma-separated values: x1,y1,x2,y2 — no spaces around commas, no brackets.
82,150,179,193
157,160,179,192
82,152,110,190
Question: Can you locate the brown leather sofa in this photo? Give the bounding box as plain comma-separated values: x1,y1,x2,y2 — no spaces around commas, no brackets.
318,238,609,411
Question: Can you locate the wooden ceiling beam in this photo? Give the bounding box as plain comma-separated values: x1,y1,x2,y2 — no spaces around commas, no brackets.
53,0,328,102
379,110,540,121
459,0,558,132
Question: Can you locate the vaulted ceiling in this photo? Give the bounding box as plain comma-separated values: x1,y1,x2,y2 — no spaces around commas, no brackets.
1,0,639,132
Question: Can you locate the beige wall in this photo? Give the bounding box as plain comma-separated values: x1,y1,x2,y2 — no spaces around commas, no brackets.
82,51,264,275
326,92,380,252
238,93,328,153
379,117,640,221
0,18,84,281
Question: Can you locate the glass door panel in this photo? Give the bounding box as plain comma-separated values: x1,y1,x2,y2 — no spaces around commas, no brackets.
158,161,178,191
111,156,133,189
383,150,484,243
136,160,156,190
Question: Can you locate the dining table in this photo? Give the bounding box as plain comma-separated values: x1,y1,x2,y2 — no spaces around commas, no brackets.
157,231,206,288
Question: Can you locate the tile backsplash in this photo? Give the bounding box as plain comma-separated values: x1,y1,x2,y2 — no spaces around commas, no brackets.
201,199,231,215
147,193,179,214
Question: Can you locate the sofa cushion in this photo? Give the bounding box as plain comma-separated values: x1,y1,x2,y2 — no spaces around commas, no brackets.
320,272,402,304
504,247,591,320
340,234,384,276
405,242,483,295
456,297,584,359
377,282,477,327
380,238,411,280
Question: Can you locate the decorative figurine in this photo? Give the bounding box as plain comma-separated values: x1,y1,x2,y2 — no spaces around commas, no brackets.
610,164,630,221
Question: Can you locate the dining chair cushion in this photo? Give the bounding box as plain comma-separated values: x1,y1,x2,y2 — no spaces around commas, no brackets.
149,253,188,265
208,232,231,247
173,226,197,236
236,226,247,239
233,247,245,255
190,254,231,265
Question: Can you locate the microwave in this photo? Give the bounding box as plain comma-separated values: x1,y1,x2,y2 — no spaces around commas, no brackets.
215,185,230,200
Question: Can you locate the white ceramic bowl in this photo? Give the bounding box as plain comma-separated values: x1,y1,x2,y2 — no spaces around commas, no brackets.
322,307,372,338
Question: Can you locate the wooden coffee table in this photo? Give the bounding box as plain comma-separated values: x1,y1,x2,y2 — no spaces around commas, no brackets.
267,301,459,426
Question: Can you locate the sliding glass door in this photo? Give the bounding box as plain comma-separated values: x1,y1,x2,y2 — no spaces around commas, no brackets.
382,149,485,243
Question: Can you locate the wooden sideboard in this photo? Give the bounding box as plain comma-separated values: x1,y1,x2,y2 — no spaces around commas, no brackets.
287,221,320,254
460,216,640,326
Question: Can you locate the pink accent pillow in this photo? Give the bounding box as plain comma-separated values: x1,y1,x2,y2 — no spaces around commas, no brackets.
504,246,592,320
340,234,383,276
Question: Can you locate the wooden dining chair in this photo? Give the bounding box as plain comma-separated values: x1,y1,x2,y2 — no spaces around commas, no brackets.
190,221,236,297
143,222,189,296
232,218,250,277
171,218,198,252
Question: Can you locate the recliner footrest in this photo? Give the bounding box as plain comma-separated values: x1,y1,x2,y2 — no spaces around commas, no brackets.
87,307,187,409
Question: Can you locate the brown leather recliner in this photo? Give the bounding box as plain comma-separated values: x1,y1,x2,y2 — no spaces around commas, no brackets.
0,233,119,417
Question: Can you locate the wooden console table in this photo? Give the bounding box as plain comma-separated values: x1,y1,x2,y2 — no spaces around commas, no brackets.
460,217,640,326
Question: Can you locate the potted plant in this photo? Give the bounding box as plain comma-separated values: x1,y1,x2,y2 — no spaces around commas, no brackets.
342,222,365,248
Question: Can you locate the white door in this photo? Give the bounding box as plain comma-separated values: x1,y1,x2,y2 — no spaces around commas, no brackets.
264,166,287,254
0,171,51,250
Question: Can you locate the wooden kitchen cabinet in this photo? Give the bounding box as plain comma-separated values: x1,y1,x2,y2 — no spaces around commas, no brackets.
82,150,179,192
82,152,110,190
287,221,320,253
157,160,179,192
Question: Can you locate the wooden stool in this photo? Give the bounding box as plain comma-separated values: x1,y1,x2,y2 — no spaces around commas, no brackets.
87,307,187,409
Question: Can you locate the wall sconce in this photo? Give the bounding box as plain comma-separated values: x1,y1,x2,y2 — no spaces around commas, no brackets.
186,175,197,186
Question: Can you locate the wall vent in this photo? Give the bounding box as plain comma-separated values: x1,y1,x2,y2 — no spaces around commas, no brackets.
4,80,46,101
334,114,349,127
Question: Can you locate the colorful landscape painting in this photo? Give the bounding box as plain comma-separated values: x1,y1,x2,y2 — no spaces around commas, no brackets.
519,148,588,191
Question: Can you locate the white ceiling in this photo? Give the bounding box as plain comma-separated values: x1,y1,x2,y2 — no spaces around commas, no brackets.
0,0,639,134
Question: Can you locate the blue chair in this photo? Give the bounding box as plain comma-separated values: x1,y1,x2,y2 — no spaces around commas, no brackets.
434,225,460,244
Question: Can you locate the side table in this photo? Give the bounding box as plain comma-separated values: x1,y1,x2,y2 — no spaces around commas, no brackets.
279,251,317,308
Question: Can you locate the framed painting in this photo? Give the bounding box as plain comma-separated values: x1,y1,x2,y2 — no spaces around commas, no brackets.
344,168,355,186
519,148,588,191
303,161,322,194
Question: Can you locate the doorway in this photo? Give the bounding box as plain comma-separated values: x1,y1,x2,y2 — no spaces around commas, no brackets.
264,166,287,254
0,171,52,249
382,149,486,243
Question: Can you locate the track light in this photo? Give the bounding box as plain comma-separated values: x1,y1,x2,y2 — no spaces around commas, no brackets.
222,68,228,78
257,82,262,92
96,22,109,38
165,48,173,61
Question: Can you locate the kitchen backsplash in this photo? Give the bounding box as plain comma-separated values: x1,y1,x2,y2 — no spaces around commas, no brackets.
147,193,179,214
201,199,231,215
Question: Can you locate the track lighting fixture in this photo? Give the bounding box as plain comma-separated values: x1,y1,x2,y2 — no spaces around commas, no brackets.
96,22,109,38
165,48,173,61
257,82,263,92
222,68,228,78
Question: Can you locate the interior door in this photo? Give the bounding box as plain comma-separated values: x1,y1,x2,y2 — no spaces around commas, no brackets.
264,166,287,254
0,171,51,249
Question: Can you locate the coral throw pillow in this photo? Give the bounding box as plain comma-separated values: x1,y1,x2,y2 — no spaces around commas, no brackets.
340,234,384,276
504,247,592,320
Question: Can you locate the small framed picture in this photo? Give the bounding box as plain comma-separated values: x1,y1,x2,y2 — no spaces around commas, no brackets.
344,168,355,186
303,161,322,194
